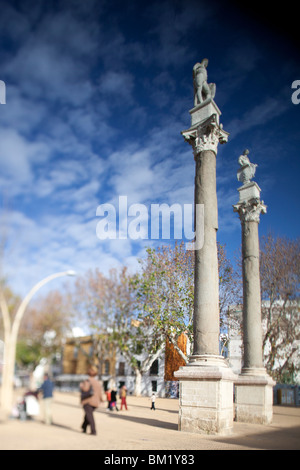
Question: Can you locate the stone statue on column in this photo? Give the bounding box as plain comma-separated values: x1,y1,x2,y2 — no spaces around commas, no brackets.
193,59,216,105
237,149,257,185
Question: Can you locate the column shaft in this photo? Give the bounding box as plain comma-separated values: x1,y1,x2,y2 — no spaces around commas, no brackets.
242,220,263,369
193,150,220,356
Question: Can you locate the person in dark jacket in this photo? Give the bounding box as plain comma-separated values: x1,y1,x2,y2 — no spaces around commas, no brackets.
39,373,54,425
110,388,118,411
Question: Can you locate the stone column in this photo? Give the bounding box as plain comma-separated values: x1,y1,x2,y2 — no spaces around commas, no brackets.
233,151,275,424
174,60,237,435
192,116,223,359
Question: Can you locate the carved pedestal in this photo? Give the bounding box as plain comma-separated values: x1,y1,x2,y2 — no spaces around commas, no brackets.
175,356,237,435
234,370,275,424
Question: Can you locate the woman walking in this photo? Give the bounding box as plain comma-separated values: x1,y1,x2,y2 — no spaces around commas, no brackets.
120,385,128,411
80,366,104,435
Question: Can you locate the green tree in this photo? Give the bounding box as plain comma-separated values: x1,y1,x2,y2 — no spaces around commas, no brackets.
73,266,164,395
131,242,193,364
131,242,239,363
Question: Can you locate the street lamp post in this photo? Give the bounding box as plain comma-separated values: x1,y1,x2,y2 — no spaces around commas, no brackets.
0,270,76,416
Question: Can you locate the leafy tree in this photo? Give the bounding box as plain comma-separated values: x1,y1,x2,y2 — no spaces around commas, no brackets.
16,339,42,369
71,243,239,392
131,241,239,363
18,289,72,369
115,317,165,396
72,267,133,376
260,234,300,383
73,267,165,395
131,243,193,364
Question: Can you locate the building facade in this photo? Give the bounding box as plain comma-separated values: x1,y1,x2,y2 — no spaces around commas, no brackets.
57,333,187,397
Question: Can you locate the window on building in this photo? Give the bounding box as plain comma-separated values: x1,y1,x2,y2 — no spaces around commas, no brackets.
152,381,157,392
104,360,110,375
150,359,159,375
118,362,125,376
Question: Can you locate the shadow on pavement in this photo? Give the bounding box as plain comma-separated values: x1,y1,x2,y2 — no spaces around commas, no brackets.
100,409,178,431
212,424,300,450
51,422,81,434
127,402,178,415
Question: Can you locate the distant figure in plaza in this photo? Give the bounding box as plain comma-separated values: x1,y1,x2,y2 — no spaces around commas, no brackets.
106,388,111,410
120,385,128,411
24,390,40,419
80,366,104,435
110,388,119,411
38,373,54,425
15,389,40,420
150,393,156,411
193,58,216,106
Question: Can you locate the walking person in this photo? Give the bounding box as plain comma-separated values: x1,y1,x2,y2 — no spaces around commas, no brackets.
80,366,104,436
120,385,128,411
39,373,54,425
106,388,112,410
110,388,118,411
150,392,156,410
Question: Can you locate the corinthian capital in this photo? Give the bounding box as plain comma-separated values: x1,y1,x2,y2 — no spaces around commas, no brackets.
182,114,229,159
233,197,267,223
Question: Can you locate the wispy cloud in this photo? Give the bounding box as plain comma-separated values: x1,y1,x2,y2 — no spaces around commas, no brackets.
227,96,290,139
0,0,298,297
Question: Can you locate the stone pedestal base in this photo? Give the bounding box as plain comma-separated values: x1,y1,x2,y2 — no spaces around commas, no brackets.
189,99,221,127
234,369,275,425
174,356,237,435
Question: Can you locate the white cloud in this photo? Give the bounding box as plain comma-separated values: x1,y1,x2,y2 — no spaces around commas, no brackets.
227,95,289,140
99,71,134,100
0,128,50,192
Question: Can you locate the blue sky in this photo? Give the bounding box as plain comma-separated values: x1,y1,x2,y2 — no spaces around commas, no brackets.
0,0,299,297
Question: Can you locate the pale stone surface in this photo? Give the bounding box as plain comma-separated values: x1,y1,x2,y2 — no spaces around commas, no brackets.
193,59,216,106
237,181,261,203
182,95,229,359
234,372,275,424
193,149,219,357
178,62,235,434
182,112,229,156
237,149,257,185
1,392,300,450
176,61,235,435
189,98,221,126
175,359,237,434
233,152,275,425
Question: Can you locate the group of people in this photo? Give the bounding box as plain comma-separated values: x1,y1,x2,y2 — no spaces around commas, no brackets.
14,366,156,437
15,373,54,424
80,367,159,436
105,384,128,411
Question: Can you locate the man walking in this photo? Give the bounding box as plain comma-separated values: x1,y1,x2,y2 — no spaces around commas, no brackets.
39,373,54,425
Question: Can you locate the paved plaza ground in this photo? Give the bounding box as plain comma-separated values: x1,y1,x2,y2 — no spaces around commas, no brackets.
0,390,299,451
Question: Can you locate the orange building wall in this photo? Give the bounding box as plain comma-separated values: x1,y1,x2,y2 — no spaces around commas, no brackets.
164,333,187,381
62,335,116,376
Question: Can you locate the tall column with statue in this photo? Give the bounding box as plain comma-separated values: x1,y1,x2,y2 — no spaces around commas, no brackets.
233,151,275,424
175,59,237,435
